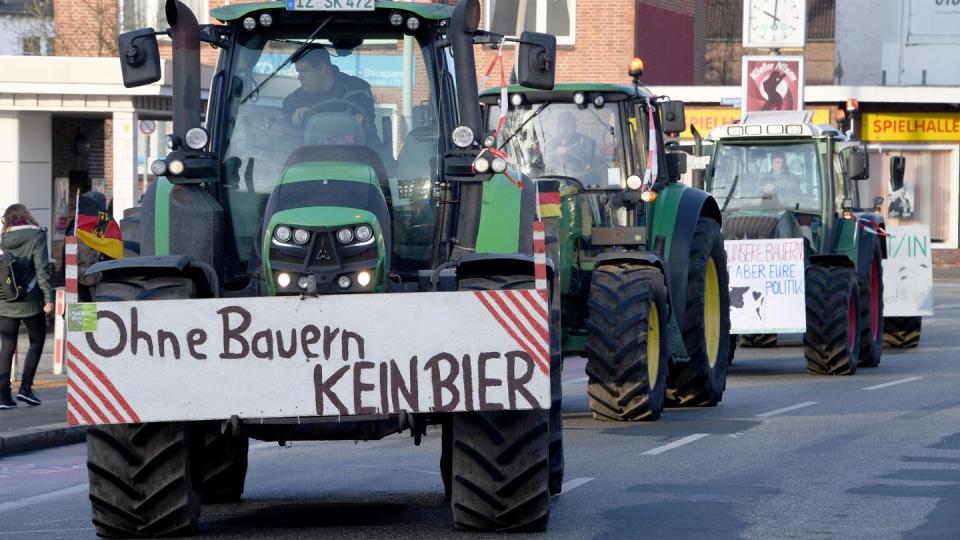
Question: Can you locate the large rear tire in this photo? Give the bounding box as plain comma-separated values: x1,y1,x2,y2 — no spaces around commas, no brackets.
884,316,922,348
199,424,249,504
449,275,552,531
804,266,860,375
87,423,202,537
667,218,731,407
858,239,885,367
585,264,669,421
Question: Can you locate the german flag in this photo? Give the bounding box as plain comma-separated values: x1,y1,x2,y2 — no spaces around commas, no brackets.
537,180,562,219
75,195,123,260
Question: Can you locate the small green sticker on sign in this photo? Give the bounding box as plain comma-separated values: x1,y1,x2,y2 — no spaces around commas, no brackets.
67,304,97,332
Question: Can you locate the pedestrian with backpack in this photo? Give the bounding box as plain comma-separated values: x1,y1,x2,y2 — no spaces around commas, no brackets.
0,204,53,408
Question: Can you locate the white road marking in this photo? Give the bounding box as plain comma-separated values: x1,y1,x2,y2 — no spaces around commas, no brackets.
863,376,923,391
755,401,818,418
559,477,594,494
563,376,589,385
0,483,87,514
643,434,710,456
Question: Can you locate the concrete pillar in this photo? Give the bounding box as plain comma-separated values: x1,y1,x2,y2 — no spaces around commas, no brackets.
0,112,53,251
111,110,139,218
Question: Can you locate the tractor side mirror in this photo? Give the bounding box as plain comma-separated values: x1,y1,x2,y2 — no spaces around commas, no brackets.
517,31,556,90
890,155,905,192
660,100,686,134
846,146,869,180
117,28,162,88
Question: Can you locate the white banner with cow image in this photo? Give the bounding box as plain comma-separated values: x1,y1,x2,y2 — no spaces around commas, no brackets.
725,238,806,334
65,290,550,425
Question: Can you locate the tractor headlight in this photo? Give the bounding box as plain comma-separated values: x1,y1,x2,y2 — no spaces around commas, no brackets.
452,125,475,149
474,157,491,173
297,276,311,290
150,159,167,176
184,127,208,150
336,227,354,244
491,157,508,173
259,13,273,27
406,16,420,31
355,224,373,242
626,175,643,190
337,275,352,289
389,12,404,26
357,271,371,287
573,92,586,106
274,225,292,243
277,273,291,288
293,228,310,245
593,95,606,108
242,16,257,31
510,93,525,107
168,160,185,175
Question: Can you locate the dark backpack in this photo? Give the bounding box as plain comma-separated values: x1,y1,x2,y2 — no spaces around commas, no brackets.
0,250,35,302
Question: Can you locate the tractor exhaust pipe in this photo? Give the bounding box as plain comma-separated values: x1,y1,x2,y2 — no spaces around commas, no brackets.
165,0,202,139
450,0,482,135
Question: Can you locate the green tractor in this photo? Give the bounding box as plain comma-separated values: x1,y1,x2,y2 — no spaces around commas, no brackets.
478,65,731,422
702,111,886,375
85,0,565,534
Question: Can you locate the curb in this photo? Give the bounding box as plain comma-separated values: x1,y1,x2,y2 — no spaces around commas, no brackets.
0,423,86,458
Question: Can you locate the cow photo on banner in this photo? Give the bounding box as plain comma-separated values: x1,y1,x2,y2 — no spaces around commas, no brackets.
741,56,805,119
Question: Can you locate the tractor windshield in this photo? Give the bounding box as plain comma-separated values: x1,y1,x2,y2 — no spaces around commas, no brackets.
710,142,822,212
489,103,626,188
220,28,441,271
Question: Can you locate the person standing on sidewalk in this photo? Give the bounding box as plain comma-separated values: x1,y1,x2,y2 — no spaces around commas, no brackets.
0,204,53,409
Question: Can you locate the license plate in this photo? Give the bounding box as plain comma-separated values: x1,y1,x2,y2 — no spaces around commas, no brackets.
286,0,375,11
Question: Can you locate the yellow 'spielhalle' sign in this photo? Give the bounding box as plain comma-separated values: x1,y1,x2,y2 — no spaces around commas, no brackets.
863,113,960,142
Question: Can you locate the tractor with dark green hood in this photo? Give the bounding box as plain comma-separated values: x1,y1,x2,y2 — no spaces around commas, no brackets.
79,0,565,534
478,59,732,423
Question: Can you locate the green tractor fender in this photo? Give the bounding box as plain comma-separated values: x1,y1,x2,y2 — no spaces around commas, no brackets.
649,184,722,329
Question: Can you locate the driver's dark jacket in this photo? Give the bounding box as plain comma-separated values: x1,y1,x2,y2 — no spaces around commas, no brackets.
282,66,376,133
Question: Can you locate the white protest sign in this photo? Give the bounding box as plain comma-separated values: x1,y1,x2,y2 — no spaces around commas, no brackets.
65,290,550,425
725,238,806,333
882,224,934,317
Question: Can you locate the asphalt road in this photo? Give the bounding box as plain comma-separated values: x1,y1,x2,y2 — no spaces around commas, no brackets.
1,280,958,539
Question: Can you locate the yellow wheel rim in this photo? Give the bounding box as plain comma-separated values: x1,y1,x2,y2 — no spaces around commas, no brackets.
704,257,721,368
647,302,660,389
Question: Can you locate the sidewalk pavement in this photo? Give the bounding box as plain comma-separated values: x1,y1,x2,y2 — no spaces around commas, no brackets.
0,328,84,458
1,267,959,458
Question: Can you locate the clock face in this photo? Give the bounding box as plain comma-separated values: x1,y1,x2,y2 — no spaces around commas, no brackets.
744,0,806,48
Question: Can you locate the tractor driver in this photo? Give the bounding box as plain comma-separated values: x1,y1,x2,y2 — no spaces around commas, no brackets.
760,151,806,207
547,111,597,179
282,47,378,143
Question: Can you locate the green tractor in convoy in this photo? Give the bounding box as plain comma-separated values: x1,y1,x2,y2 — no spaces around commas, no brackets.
702,110,887,375
478,61,732,422
87,0,566,534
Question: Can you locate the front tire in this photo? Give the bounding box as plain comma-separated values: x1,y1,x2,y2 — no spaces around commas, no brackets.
884,316,922,348
804,266,860,375
585,264,669,421
449,275,552,531
667,218,731,407
199,424,249,504
858,239,885,367
87,423,202,537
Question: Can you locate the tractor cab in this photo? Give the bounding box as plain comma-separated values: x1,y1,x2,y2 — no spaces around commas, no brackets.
705,110,869,256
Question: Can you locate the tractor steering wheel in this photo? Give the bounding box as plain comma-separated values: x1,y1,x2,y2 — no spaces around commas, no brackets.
301,98,368,125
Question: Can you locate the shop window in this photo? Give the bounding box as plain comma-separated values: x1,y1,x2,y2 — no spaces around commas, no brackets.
863,147,958,247
21,36,41,56
120,0,207,33
485,0,576,45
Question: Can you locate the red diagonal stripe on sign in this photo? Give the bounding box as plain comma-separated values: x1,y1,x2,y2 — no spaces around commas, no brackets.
503,290,548,344
67,342,141,423
68,376,112,424
489,291,549,365
474,291,549,375
67,394,95,426
519,289,548,321
67,410,79,426
69,357,126,423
